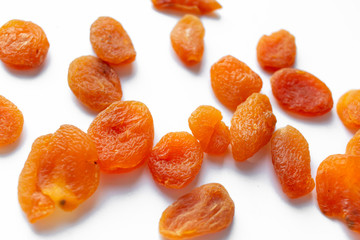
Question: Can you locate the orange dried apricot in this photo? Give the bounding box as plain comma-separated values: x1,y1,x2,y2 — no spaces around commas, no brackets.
148,132,203,189
88,101,154,173
316,154,360,232
159,183,234,240
68,55,122,112
257,29,296,72
211,55,263,110
346,129,360,155
18,125,100,223
171,14,204,66
271,125,314,198
0,19,49,69
271,68,333,116
152,0,222,14
230,93,277,162
337,90,360,131
90,17,136,65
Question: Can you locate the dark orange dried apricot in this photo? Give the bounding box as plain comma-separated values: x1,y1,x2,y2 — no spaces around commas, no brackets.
148,132,203,189
152,0,222,14
211,55,263,110
271,68,333,116
337,90,360,131
159,183,234,240
271,125,314,198
346,129,360,156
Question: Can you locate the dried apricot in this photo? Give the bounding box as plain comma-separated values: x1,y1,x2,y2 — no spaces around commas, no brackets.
88,101,154,173
316,154,360,232
230,93,276,162
337,90,360,130
159,183,234,240
148,132,203,189
257,29,296,72
152,0,222,14
211,55,263,110
0,19,49,69
271,125,314,198
18,125,100,223
271,68,333,116
171,14,204,66
90,17,136,65
68,55,122,112
188,105,230,154
346,129,360,155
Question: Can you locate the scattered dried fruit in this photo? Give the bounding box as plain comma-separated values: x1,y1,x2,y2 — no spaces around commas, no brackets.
337,90,360,131
346,129,360,156
152,0,222,14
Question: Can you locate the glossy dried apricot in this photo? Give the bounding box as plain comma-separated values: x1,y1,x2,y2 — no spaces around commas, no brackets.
0,19,49,69
257,29,296,72
230,93,276,162
152,0,222,14
346,129,360,155
88,101,154,173
148,132,203,189
337,90,360,130
211,55,263,110
316,154,360,232
68,55,122,112
90,17,136,65
171,14,204,66
159,183,234,240
271,125,314,198
271,68,333,116
18,125,100,223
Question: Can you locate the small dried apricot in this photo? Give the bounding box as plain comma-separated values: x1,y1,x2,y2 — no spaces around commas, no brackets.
0,19,49,69
230,93,277,162
159,183,234,240
211,55,263,110
337,90,360,130
346,129,360,155
152,0,222,14
148,132,203,189
271,125,314,198
271,68,333,116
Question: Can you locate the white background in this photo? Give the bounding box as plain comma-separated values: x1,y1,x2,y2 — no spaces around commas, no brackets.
1,0,360,239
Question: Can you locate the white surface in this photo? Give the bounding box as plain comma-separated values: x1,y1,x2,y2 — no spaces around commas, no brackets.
1,0,360,239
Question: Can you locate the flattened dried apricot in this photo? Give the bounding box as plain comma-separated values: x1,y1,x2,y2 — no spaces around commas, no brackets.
271,125,314,198
90,17,136,65
271,68,333,116
159,183,234,240
230,93,276,162
346,129,360,156
152,0,222,14
88,101,154,173
148,132,203,189
68,55,122,112
337,90,360,130
211,55,263,110
18,125,99,223
0,19,49,69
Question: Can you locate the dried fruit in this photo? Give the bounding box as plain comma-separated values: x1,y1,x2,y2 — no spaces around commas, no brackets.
271,125,314,198
148,132,203,189
188,105,230,154
152,0,222,14
171,14,204,66
337,90,360,130
271,68,333,116
316,154,360,232
18,125,100,223
0,19,49,69
346,129,360,156
159,183,234,240
88,101,154,173
211,55,263,110
68,55,122,112
90,17,136,65
257,29,296,72
230,93,276,162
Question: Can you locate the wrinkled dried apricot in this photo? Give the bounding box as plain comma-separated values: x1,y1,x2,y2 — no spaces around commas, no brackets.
159,183,234,240
171,14,204,66
90,17,136,65
337,90,360,130
88,101,154,173
211,55,263,110
346,129,360,155
188,105,230,154
152,0,222,14
68,55,122,112
0,19,49,69
316,154,360,232
18,125,100,223
148,132,203,189
230,93,277,162
271,125,314,198
257,29,296,72
271,68,333,116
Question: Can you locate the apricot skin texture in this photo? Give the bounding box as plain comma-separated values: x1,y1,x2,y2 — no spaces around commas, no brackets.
152,0,222,14
337,90,360,131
